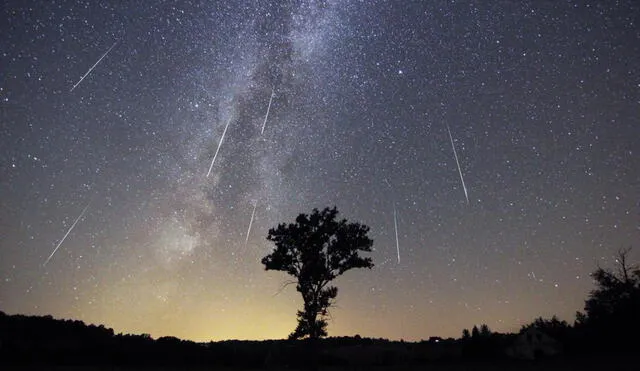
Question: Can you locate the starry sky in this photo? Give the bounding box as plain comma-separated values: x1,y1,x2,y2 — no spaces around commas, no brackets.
1,0,639,342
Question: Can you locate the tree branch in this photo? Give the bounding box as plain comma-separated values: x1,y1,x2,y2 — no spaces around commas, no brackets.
272,280,297,297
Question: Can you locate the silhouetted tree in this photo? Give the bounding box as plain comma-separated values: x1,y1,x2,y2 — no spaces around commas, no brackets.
262,207,374,339
521,316,570,336
462,328,470,339
480,324,491,337
471,325,480,338
576,248,640,349
583,249,639,319
520,315,573,350
574,310,587,326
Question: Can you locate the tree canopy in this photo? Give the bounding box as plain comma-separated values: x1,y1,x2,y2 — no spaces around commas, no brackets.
580,248,640,329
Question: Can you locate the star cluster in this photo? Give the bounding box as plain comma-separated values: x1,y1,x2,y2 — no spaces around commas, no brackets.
1,1,638,341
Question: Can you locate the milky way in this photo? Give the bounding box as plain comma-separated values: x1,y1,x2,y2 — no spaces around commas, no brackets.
1,1,639,341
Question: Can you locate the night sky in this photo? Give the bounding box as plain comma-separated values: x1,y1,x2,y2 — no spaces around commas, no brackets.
1,1,639,342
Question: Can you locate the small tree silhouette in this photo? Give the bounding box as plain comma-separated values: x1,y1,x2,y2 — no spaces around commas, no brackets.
262,207,374,339
471,325,480,338
578,248,640,340
479,324,491,337
462,328,470,339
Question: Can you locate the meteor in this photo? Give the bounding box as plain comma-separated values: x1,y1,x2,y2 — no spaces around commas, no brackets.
446,124,470,204
206,117,232,177
44,202,90,266
384,178,401,264
70,40,118,92
244,202,258,246
392,203,400,264
260,87,275,134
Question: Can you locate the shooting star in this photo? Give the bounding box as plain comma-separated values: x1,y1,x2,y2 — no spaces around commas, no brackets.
70,40,118,92
206,117,232,177
260,87,275,134
383,178,401,264
244,202,258,246
392,203,400,264
446,124,470,204
43,202,90,266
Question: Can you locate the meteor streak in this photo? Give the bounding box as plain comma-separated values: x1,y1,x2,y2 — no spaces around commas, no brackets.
244,202,258,246
206,117,232,177
70,40,118,92
260,87,275,134
446,124,470,204
43,202,90,266
384,178,401,264
392,203,400,264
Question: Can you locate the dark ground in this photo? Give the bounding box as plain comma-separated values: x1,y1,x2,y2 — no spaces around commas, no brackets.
4,354,640,371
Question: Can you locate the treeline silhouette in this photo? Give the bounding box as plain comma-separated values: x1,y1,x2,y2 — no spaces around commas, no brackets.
457,248,639,360
1,248,638,369
0,316,440,369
